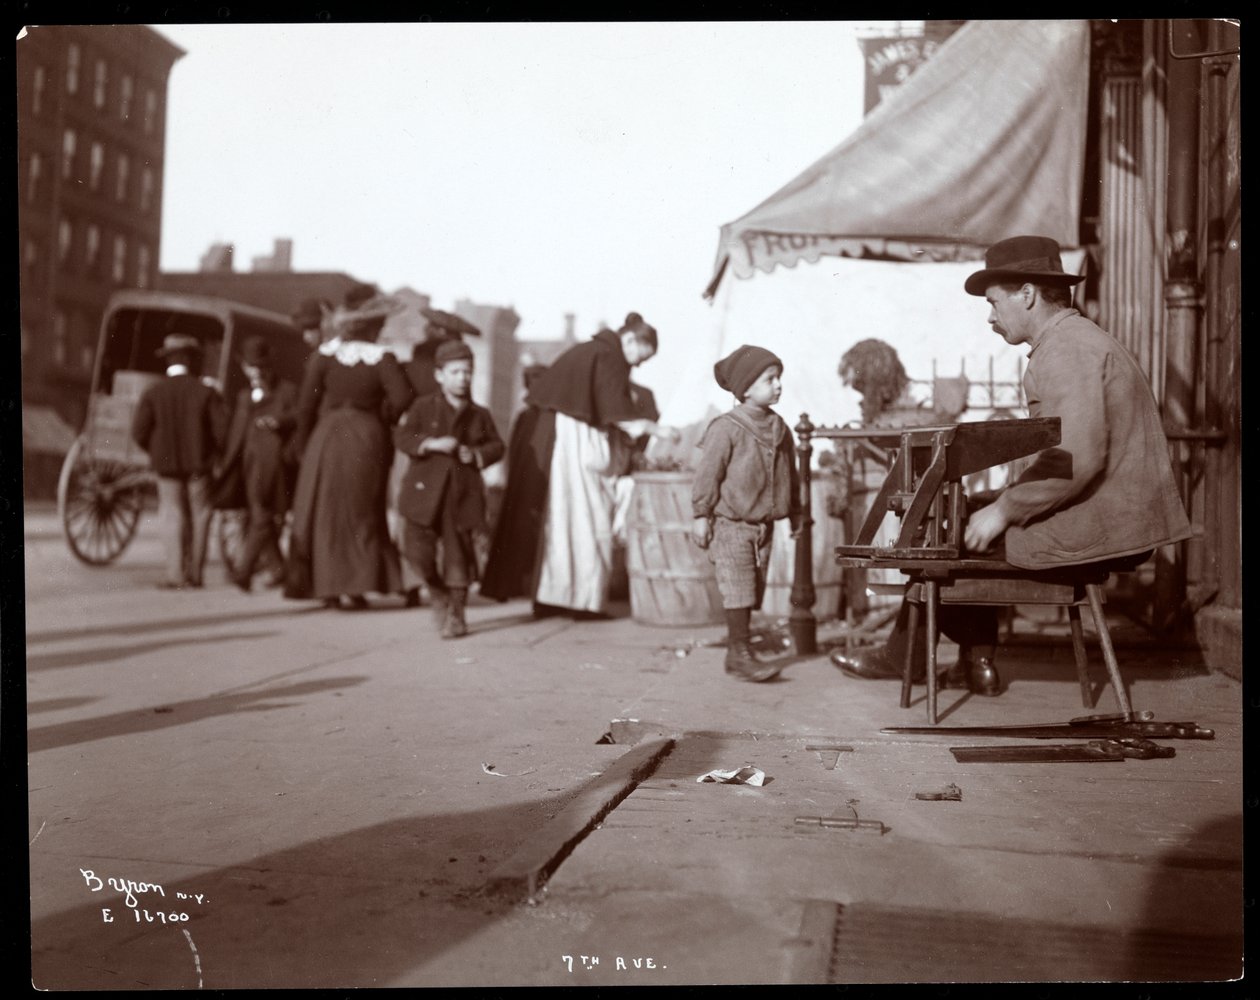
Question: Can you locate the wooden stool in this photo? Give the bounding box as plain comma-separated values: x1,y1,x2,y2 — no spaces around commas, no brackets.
895,558,1132,724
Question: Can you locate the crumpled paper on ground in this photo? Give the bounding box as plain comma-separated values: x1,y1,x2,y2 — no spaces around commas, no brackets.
696,766,766,786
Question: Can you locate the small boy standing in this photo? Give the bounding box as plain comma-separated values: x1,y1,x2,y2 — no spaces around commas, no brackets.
394,340,505,637
691,345,802,682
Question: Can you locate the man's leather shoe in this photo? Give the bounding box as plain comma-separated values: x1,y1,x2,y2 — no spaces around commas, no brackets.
945,655,1003,696
725,641,782,683
968,656,1002,696
830,644,924,681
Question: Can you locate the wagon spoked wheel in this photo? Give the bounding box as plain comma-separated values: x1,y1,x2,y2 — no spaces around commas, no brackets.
57,438,148,566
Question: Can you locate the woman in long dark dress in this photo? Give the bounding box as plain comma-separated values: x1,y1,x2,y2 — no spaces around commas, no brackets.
480,312,678,615
284,290,415,609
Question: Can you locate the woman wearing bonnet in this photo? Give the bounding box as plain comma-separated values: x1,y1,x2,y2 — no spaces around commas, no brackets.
284,283,415,609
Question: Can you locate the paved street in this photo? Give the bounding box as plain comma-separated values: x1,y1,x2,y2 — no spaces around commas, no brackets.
21,505,1245,989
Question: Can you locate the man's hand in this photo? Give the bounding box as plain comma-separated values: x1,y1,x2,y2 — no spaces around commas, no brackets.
456,445,475,465
964,502,1010,554
423,435,459,455
255,415,280,431
691,516,713,549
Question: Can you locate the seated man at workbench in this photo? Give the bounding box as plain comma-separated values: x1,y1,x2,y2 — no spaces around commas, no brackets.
831,235,1193,696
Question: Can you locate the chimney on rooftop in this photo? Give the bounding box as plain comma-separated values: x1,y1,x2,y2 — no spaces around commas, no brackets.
199,242,234,273
252,238,294,273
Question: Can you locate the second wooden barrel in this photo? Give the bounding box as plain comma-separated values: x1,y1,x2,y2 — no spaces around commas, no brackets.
626,470,725,627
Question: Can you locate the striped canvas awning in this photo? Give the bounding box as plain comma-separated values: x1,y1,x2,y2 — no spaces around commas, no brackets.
706,20,1090,297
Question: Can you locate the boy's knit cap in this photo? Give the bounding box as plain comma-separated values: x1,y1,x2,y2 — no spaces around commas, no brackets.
435,339,474,366
714,344,783,400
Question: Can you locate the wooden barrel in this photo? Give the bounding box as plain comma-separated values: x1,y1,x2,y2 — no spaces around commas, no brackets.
763,471,846,620
626,471,725,627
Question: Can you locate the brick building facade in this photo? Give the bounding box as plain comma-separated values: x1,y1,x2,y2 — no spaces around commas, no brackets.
17,24,185,431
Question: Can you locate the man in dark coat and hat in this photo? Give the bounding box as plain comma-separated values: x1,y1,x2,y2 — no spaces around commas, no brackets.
131,333,229,588
830,235,1193,696
220,336,300,591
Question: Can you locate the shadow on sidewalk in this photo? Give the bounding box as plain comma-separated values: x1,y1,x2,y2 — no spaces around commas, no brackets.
26,607,312,646
26,676,368,753
26,631,277,672
29,737,730,990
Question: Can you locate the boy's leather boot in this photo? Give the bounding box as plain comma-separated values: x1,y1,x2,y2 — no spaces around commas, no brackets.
430,586,450,633
724,607,780,682
443,587,468,639
725,640,782,683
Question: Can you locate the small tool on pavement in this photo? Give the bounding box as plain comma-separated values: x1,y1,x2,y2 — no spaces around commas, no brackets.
949,738,1176,763
915,783,963,800
795,816,887,832
805,744,854,770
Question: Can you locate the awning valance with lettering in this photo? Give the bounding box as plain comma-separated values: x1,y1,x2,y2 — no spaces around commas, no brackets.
705,20,1091,298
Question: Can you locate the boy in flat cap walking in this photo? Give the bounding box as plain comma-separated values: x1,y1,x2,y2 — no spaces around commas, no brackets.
393,339,504,637
692,345,802,682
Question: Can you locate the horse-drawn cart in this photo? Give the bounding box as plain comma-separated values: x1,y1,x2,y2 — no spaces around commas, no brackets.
57,290,310,570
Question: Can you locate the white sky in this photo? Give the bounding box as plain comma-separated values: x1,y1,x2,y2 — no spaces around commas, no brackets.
154,21,893,406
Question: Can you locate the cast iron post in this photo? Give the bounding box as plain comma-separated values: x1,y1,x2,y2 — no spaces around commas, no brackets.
790,413,817,654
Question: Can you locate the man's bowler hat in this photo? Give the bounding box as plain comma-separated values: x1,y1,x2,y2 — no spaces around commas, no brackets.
964,236,1085,296
156,333,203,356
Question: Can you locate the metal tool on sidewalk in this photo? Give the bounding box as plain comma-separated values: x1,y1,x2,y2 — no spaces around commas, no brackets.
805,744,854,770
950,737,1177,763
882,712,1214,740
795,816,887,833
915,783,963,800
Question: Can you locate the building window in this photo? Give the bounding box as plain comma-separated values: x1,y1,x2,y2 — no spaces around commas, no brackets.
85,224,100,272
140,166,155,212
53,310,68,366
66,43,80,95
89,141,105,190
74,312,94,370
112,235,127,283
136,244,151,289
61,128,77,180
33,64,46,115
27,152,42,202
120,74,133,120
115,153,130,203
143,89,158,134
58,218,73,265
93,58,108,109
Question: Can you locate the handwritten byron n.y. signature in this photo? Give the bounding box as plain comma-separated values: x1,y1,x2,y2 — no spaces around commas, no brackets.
80,868,208,923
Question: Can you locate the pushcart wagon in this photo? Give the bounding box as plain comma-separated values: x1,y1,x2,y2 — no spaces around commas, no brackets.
57,290,310,571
